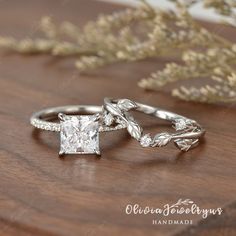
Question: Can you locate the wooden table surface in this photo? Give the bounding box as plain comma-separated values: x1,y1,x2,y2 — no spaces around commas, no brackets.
0,1,236,235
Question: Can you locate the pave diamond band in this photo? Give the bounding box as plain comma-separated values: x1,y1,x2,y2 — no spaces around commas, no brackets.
103,98,205,152
30,105,127,156
30,105,126,133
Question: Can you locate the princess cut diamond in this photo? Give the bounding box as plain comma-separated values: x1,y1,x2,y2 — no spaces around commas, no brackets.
59,114,100,155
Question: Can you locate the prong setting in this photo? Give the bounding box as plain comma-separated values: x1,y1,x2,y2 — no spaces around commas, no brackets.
59,150,65,156
94,113,101,122
58,113,66,121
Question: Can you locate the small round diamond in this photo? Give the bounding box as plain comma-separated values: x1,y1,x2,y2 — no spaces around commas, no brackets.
175,119,187,131
140,134,152,147
103,112,114,126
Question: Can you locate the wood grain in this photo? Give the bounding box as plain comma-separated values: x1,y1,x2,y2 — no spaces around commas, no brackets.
0,1,235,235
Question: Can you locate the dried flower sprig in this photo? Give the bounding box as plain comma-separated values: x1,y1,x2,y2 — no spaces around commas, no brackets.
0,0,236,103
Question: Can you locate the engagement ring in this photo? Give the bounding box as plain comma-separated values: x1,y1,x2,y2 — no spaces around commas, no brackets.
30,105,126,156
30,99,205,156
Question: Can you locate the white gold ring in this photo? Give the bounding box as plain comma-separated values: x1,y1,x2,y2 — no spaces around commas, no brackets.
30,105,126,156
103,98,205,151
30,99,205,156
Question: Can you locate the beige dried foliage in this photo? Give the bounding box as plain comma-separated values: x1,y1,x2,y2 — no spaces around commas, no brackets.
0,0,236,103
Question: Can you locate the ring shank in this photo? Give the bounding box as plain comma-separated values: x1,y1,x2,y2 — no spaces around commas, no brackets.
104,98,186,121
34,105,102,120
104,98,205,140
135,103,185,121
30,105,103,132
136,103,205,139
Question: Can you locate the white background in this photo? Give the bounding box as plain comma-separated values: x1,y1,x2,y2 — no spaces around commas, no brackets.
99,0,224,22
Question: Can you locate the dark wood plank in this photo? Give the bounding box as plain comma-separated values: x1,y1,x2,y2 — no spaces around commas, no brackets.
0,1,235,235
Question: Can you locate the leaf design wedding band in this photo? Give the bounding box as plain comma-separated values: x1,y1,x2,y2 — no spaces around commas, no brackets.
30,98,205,156
103,98,205,151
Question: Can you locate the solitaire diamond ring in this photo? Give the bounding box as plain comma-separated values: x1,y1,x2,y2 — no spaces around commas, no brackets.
103,98,205,151
30,105,126,156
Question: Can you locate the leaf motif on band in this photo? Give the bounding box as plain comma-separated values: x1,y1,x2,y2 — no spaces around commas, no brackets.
105,103,123,117
103,110,114,126
152,132,172,147
117,99,138,111
174,138,199,151
127,120,143,140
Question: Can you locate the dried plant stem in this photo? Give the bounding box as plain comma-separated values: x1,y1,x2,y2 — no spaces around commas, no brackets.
0,0,236,104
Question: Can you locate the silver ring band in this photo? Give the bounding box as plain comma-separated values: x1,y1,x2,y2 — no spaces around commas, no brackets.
30,99,205,155
30,104,128,155
30,105,126,132
103,98,205,151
